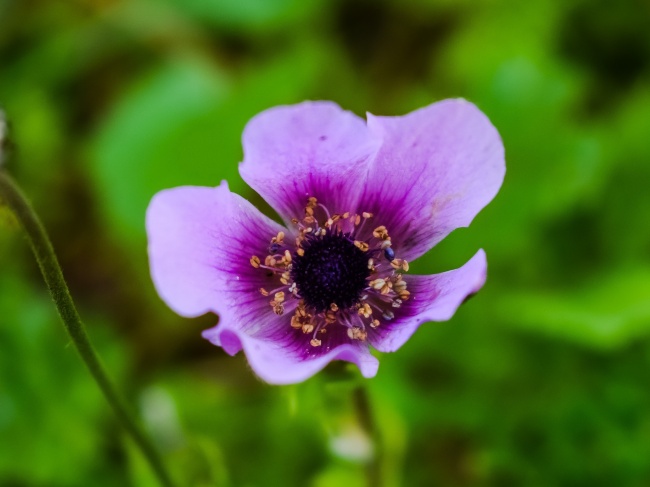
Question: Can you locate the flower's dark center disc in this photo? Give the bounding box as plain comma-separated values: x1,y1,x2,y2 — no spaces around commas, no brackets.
291,231,371,313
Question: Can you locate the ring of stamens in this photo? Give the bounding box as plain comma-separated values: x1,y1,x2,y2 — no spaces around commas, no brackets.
250,197,410,347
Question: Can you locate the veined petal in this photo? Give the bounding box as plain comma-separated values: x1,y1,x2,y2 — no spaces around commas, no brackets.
146,182,285,318
240,101,380,226
203,320,379,385
361,99,505,261
370,250,487,353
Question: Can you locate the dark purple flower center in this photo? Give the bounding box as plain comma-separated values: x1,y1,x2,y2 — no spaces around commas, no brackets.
290,230,371,313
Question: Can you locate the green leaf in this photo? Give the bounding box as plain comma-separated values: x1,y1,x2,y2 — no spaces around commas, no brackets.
498,267,650,349
90,56,235,239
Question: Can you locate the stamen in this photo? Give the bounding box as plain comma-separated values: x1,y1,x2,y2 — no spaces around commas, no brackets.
373,226,390,240
369,278,386,290
390,259,409,271
354,240,369,252
251,196,411,347
358,303,372,318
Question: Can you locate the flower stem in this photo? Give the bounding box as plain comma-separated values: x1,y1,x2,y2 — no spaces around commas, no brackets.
353,383,383,487
0,171,175,487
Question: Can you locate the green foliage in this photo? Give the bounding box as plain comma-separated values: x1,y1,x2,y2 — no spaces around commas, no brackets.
2,0,650,485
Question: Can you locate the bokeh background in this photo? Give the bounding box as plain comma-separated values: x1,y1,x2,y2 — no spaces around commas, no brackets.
2,0,650,485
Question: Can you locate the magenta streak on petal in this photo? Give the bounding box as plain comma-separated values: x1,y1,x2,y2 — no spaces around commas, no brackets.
239,101,381,226
369,249,488,353
359,99,505,262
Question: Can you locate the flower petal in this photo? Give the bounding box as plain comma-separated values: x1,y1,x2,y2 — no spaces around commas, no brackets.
203,321,379,385
239,101,380,225
370,249,487,353
361,99,505,261
146,182,286,317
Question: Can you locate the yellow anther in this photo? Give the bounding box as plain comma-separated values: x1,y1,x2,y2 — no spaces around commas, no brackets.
390,259,409,271
373,226,390,240
354,240,369,252
310,338,322,347
362,212,373,219
250,256,261,268
272,303,284,316
290,316,302,329
358,303,372,318
259,288,269,296
347,327,367,341
370,278,386,290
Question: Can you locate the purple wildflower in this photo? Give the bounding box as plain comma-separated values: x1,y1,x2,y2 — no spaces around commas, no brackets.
146,100,505,384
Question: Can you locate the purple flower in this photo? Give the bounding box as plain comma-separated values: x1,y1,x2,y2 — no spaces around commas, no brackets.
146,99,505,384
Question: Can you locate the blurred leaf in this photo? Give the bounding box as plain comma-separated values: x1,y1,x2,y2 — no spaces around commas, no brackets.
498,267,650,349
91,40,325,242
163,0,324,32
91,55,234,238
311,464,365,487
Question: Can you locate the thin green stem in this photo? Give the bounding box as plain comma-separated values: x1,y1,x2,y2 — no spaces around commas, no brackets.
0,171,175,487
323,364,384,486
354,383,383,487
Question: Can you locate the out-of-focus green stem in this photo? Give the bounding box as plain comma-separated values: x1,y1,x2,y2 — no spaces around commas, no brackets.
323,364,384,487
0,171,175,487
354,383,383,487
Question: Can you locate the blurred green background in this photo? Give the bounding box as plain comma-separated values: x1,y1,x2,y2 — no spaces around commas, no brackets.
2,0,650,485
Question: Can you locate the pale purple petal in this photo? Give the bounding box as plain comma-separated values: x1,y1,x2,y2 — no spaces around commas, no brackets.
360,99,505,262
370,249,487,353
146,182,285,318
240,101,380,225
203,321,379,385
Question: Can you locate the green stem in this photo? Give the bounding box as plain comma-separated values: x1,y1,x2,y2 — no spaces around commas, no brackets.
0,171,175,487
353,384,383,487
